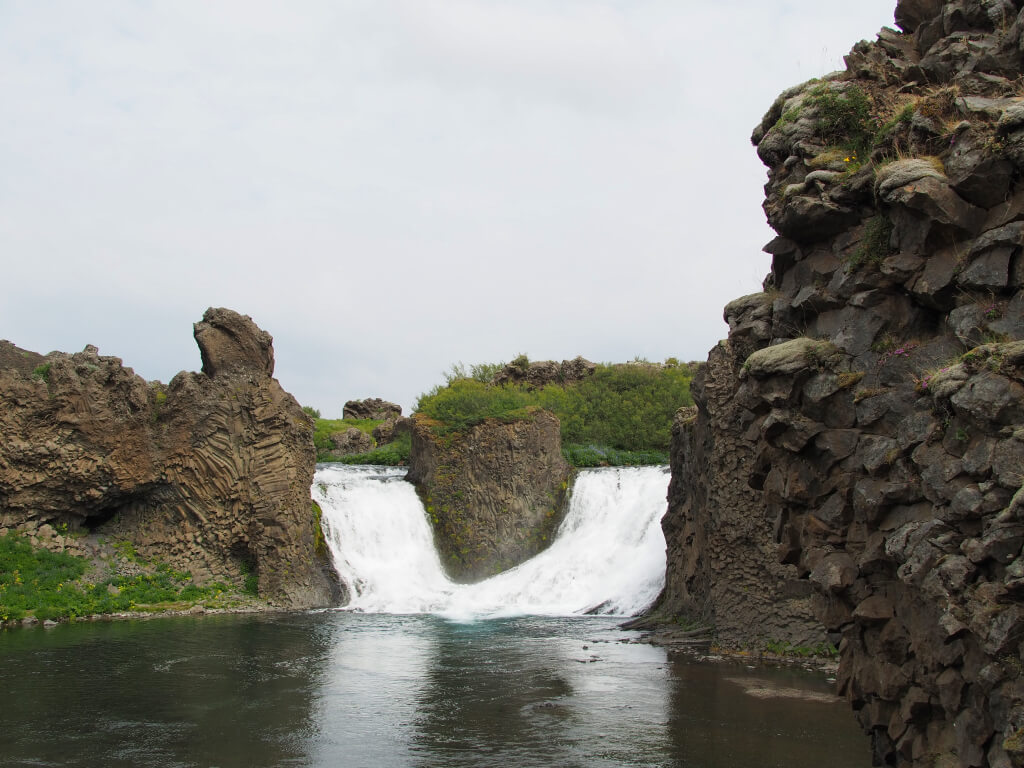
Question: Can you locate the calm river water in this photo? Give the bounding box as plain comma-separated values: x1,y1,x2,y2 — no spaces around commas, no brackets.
0,612,869,768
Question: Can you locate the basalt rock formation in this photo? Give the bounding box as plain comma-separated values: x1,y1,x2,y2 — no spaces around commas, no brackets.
491,356,596,389
406,411,570,582
328,428,376,457
661,1,1024,766
343,397,402,421
0,308,335,609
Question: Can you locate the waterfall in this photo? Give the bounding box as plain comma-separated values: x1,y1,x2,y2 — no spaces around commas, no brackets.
313,464,668,619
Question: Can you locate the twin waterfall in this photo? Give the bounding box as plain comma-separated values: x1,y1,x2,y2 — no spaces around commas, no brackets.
313,465,669,619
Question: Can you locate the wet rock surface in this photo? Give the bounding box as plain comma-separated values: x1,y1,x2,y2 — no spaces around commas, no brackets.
658,1,1024,765
0,308,335,609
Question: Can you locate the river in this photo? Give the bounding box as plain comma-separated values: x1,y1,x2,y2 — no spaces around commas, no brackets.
0,465,871,767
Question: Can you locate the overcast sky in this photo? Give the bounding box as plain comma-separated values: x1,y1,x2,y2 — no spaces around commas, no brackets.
1,1,897,414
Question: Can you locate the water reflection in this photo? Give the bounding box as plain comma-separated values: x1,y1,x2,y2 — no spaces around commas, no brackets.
410,618,581,767
0,614,329,768
0,613,870,768
665,657,868,768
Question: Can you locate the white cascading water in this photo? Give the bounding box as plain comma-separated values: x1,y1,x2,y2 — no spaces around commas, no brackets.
313,464,668,619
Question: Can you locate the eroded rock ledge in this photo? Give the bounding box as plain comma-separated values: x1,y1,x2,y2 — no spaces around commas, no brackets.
659,1,1024,765
0,308,335,609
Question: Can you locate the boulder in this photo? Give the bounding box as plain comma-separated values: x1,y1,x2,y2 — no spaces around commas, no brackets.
329,428,375,456
194,307,274,378
342,398,402,421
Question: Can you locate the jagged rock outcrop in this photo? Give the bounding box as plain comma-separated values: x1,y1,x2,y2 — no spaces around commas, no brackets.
406,411,570,582
661,1,1024,766
654,341,824,648
328,428,375,456
0,308,335,609
343,397,402,421
491,356,596,389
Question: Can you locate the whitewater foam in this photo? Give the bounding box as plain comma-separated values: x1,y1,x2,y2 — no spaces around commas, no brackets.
314,464,668,618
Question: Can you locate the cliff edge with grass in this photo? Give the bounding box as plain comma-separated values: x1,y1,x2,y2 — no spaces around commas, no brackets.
0,308,336,615
407,409,571,582
405,356,693,580
656,1,1024,765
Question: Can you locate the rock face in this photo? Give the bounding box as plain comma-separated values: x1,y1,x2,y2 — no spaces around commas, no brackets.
660,2,1024,766
406,411,571,582
328,428,375,457
0,308,336,609
491,356,596,389
656,342,824,648
343,398,402,421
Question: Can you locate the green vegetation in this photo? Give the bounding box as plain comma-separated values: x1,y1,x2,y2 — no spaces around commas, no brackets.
563,444,669,467
414,379,537,431
151,386,168,423
877,101,915,141
415,359,694,465
848,215,894,271
313,418,382,459
312,414,411,465
333,431,411,466
238,557,259,596
0,531,233,623
31,363,51,384
443,361,505,384
302,405,321,419
806,83,876,157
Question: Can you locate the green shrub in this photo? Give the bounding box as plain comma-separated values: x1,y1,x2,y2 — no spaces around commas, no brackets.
415,379,536,431
444,361,505,384
238,558,259,596
313,417,383,460
542,364,693,451
31,363,51,384
415,361,693,459
0,532,232,622
302,405,321,419
337,432,412,466
807,83,876,156
848,215,894,271
563,444,669,467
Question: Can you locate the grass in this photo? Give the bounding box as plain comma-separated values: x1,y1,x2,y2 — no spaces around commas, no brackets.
0,531,234,623
415,361,694,460
563,444,669,467
238,557,259,596
31,363,51,383
313,417,384,460
334,431,411,466
414,379,537,432
806,83,877,158
847,215,894,271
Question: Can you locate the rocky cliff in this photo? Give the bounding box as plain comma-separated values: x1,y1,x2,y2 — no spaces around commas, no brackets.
0,308,336,609
660,1,1024,765
406,410,570,582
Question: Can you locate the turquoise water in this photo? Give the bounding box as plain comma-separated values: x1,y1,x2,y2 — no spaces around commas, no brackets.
0,612,869,767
